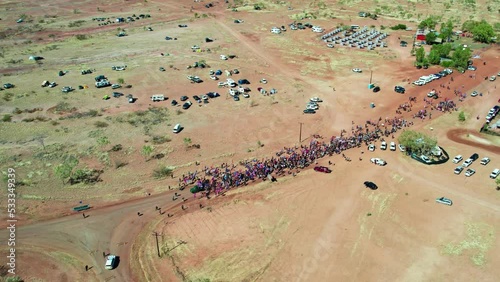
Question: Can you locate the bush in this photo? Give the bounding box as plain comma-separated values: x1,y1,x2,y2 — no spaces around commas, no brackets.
458,111,466,122
69,168,102,184
153,165,173,179
390,24,407,30
151,135,171,144
75,34,90,40
111,144,123,151
3,92,14,101
2,114,12,122
94,121,109,128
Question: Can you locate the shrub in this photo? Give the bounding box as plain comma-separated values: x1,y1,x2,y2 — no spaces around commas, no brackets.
3,92,14,101
153,165,173,179
111,144,123,151
94,121,109,128
151,135,171,144
2,114,12,122
75,34,89,40
390,24,407,30
458,111,466,122
69,168,102,184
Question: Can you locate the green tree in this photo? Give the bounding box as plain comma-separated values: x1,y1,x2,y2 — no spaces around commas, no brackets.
471,20,495,43
427,44,452,65
183,137,192,147
117,78,125,84
141,145,153,161
451,46,472,70
415,46,425,63
425,31,438,44
440,20,454,42
458,111,466,122
418,17,438,29
461,20,476,32
427,49,441,65
53,156,79,184
398,130,438,155
96,136,110,147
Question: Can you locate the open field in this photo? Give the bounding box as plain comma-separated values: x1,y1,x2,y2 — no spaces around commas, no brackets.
0,0,499,281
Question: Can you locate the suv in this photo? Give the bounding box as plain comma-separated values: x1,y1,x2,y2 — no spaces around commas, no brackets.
394,86,405,94
182,101,192,109
380,141,387,150
105,255,117,270
469,153,479,161
480,157,490,165
452,155,463,164
490,169,500,179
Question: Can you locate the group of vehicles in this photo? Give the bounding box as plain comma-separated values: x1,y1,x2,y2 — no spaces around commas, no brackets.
452,153,498,178
413,68,453,86
304,97,322,114
486,105,499,123
368,141,400,152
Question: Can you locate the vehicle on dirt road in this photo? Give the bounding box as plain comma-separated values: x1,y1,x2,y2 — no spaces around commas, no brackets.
480,157,490,165
370,158,387,166
465,168,475,177
490,169,500,179
390,142,396,151
452,155,463,164
105,255,118,270
436,197,452,206
454,166,464,175
364,181,378,190
314,166,332,173
394,86,405,94
368,144,375,151
380,141,387,150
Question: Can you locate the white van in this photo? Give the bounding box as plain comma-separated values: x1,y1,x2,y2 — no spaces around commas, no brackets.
105,255,117,270
220,55,228,60
151,94,165,102
173,124,182,134
312,26,324,33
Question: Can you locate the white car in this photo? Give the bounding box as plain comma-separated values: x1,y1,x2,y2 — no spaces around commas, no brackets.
368,144,375,152
306,104,318,110
454,166,464,175
370,158,387,166
421,155,431,163
260,78,268,84
436,197,452,206
490,76,496,81
480,157,490,165
310,97,322,102
105,255,117,270
217,82,227,87
398,144,406,152
470,91,479,97
452,155,463,164
389,142,396,151
465,168,475,177
210,75,218,80
352,68,362,73
380,141,387,150
490,169,500,179
242,93,250,98
463,159,473,167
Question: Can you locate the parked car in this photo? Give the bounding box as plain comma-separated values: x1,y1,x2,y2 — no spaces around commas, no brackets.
489,76,496,81
470,91,479,97
394,86,405,94
452,155,463,164
173,123,183,133
467,65,477,71
390,142,396,151
3,83,14,89
314,166,332,173
372,86,381,93
454,166,464,175
193,95,201,101
380,141,387,150
112,92,123,98
310,97,322,102
303,109,316,114
178,24,188,28
480,157,490,165
105,255,118,270
207,92,220,98
260,78,267,84
465,168,476,177
352,68,362,73
463,159,473,167
398,144,406,152
364,181,378,190
436,197,452,206
469,153,479,161
368,144,375,151
180,96,188,101
233,95,240,101
420,155,431,163
370,158,387,166
182,101,192,109
171,99,178,106
490,168,500,179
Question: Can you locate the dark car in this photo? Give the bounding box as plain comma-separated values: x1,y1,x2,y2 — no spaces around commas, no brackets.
3,83,14,89
364,181,378,190
394,86,405,94
233,95,240,101
171,99,178,106
207,92,220,98
178,24,188,28
470,153,479,161
372,86,381,93
180,96,188,101
303,109,316,114
182,101,192,109
112,92,123,98
314,166,332,173
193,95,201,101
238,79,250,85
165,36,177,40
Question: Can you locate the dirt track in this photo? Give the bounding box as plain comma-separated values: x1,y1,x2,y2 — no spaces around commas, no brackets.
447,128,500,154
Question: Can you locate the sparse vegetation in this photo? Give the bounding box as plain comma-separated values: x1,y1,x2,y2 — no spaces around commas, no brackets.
141,145,154,161
390,24,407,30
151,135,171,144
94,121,109,128
68,20,85,28
2,114,12,122
458,111,466,122
153,165,173,179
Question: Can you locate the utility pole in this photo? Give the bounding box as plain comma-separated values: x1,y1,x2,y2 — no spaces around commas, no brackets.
153,232,161,258
299,122,303,143
369,70,373,85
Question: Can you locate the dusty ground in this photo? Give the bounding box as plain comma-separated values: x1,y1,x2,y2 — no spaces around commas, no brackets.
0,0,499,281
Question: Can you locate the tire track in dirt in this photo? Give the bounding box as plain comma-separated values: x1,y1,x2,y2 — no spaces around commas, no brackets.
446,128,500,154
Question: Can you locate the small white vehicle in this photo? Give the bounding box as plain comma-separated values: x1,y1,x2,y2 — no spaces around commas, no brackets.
370,158,387,166
368,144,375,152
436,197,452,206
420,155,431,163
462,158,473,167
201,95,208,100
389,142,396,151
151,94,165,102
398,144,406,152
480,157,490,165
352,68,362,73
306,103,318,110
218,82,227,87
490,76,496,81
173,123,183,133
380,141,387,150
242,93,250,98
260,78,268,84
465,168,475,177
454,166,464,175
220,55,228,60
470,91,479,97
490,168,500,179
452,155,463,164
228,88,237,96
105,255,117,270
310,97,323,102
210,75,218,80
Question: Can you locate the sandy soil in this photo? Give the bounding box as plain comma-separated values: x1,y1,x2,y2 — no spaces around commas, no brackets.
0,0,499,281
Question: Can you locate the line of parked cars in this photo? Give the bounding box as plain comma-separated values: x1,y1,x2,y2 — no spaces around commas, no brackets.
452,153,498,178
304,97,322,114
368,141,400,152
413,68,452,86
486,105,499,123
